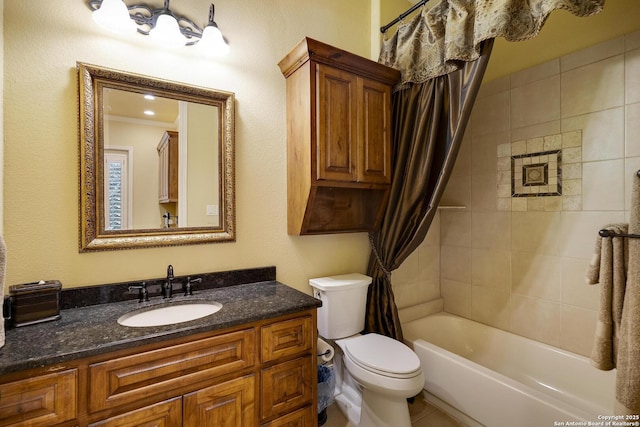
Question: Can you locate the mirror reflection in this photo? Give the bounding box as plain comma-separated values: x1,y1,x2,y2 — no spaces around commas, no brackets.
78,63,235,251
102,89,220,230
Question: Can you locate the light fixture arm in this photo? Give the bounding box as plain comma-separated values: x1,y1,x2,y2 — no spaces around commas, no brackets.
87,0,226,47
209,4,216,25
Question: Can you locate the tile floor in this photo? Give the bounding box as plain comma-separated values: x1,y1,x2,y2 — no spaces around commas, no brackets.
322,395,464,427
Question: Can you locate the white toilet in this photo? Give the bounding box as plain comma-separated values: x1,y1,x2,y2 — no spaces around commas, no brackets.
310,273,424,427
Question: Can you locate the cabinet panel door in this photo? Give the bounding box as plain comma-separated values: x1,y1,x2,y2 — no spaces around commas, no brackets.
261,316,313,363
89,397,181,427
183,375,255,427
0,369,77,427
260,357,314,421
262,406,314,427
316,64,357,182
358,77,392,184
157,130,179,203
89,328,255,413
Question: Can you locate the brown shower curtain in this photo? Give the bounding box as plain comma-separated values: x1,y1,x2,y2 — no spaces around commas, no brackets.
363,0,603,342
365,41,493,341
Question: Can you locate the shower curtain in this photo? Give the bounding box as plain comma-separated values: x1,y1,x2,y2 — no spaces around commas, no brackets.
365,0,604,341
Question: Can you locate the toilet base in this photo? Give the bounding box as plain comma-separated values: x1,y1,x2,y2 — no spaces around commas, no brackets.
330,337,421,427
335,387,413,427
334,367,413,427
359,388,412,427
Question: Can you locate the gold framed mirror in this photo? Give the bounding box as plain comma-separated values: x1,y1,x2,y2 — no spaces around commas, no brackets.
78,62,235,251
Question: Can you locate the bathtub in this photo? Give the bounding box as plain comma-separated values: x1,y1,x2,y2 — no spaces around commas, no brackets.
402,312,616,427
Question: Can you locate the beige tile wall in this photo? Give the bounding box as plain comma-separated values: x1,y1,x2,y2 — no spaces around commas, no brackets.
392,29,640,358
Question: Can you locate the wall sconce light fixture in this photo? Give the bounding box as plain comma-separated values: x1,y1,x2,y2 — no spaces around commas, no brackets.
88,0,230,55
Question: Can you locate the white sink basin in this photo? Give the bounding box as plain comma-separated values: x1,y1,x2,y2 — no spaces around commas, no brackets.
118,302,223,327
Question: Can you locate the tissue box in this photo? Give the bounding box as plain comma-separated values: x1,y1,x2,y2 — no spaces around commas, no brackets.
8,280,62,327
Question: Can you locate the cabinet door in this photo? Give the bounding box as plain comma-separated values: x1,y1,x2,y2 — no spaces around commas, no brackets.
316,64,358,182
89,329,255,413
261,316,313,363
358,77,392,184
262,406,314,427
260,357,314,422
89,398,181,427
0,369,77,427
183,375,255,427
157,131,179,203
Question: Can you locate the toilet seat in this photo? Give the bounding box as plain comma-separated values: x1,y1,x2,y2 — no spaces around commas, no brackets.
342,333,422,379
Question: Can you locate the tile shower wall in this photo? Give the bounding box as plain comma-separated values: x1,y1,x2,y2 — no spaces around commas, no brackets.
392,29,640,357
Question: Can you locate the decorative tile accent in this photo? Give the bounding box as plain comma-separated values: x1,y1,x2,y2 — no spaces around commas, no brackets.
497,131,582,211
512,150,561,197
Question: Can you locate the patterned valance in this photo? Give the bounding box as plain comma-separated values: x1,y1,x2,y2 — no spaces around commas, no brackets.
379,0,604,89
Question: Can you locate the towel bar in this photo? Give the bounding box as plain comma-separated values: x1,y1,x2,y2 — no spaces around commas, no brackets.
597,169,640,238
599,230,640,239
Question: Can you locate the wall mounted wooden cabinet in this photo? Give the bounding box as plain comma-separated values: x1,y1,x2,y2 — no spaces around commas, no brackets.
157,130,179,203
279,37,400,235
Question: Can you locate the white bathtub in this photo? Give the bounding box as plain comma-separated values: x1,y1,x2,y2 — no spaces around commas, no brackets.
402,312,615,427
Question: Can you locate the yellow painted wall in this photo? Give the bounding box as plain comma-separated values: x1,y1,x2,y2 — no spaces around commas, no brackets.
3,0,373,292
186,103,219,228
106,119,165,229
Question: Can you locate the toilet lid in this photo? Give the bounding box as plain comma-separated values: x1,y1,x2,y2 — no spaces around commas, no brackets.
343,334,422,379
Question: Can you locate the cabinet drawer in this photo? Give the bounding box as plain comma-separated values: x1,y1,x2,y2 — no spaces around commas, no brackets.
262,405,314,427
89,328,255,413
261,356,314,421
89,397,181,427
0,369,77,427
184,374,255,427
261,316,312,363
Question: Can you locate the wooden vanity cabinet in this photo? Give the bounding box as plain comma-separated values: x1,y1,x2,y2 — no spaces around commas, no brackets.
0,310,317,427
0,369,77,426
278,37,400,235
157,130,179,203
88,398,182,427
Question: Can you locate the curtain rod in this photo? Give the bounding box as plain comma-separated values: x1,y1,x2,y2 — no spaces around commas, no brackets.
380,0,429,34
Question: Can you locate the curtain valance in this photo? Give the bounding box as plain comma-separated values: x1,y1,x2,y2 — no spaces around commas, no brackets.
380,0,604,89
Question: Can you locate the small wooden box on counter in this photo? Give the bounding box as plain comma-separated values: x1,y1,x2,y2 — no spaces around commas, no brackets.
7,280,62,327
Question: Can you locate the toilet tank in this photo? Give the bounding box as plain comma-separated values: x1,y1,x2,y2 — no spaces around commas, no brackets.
309,273,372,339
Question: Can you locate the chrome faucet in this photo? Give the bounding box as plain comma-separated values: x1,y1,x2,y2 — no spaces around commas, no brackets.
163,265,174,298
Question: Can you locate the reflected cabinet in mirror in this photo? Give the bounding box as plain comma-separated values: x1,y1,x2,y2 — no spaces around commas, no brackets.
78,62,235,251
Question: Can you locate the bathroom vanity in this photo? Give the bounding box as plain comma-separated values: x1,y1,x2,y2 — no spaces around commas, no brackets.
0,268,320,426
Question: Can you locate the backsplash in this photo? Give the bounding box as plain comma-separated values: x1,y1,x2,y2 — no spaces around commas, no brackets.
59,266,275,310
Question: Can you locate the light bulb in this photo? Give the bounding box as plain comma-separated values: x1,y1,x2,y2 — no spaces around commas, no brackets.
149,14,188,48
198,24,230,56
92,0,137,35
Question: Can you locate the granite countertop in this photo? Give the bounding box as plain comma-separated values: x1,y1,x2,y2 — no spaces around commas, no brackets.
0,280,321,376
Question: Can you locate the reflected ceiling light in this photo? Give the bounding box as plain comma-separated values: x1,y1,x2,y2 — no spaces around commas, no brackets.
143,94,155,100
143,110,155,116
88,0,230,54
